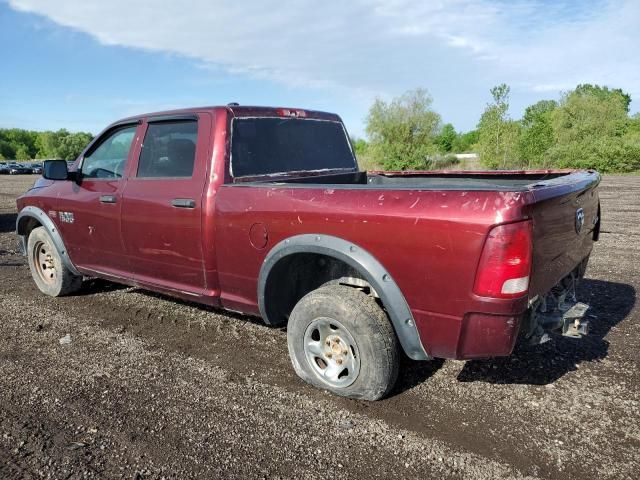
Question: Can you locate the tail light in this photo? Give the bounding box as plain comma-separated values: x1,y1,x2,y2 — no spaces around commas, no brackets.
474,220,533,298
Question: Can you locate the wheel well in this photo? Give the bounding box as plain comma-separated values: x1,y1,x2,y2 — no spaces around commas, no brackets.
17,216,42,238
263,253,377,326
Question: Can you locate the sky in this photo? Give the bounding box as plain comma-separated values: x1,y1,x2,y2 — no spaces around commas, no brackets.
1,0,639,137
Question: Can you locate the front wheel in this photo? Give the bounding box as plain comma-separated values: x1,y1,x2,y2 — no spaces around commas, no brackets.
27,226,82,297
287,284,399,400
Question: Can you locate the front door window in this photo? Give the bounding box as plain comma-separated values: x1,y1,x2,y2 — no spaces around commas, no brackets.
81,126,137,179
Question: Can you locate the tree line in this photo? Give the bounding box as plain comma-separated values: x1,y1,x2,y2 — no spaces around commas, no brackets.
358,84,640,172
0,129,93,161
3,84,640,172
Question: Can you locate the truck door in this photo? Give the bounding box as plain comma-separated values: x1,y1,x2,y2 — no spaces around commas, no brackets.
120,114,211,295
57,122,141,275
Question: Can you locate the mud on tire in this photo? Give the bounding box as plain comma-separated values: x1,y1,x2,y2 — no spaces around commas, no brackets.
287,284,399,400
27,226,82,297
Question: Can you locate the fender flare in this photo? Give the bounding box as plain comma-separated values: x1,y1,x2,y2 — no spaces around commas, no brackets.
16,206,81,276
258,234,429,360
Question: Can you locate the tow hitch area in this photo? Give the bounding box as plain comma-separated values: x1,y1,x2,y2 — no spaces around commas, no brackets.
523,267,591,345
561,302,589,338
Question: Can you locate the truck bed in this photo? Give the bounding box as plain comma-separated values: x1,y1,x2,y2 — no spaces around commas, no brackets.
219,168,600,358
241,169,596,192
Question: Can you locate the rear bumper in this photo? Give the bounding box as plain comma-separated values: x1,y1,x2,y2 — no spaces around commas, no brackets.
457,313,521,358
412,309,523,359
412,255,592,360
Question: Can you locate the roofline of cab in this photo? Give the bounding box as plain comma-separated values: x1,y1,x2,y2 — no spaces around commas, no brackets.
105,105,341,127
72,105,344,165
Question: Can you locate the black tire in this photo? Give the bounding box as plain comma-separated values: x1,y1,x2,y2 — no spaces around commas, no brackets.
287,284,399,400
27,226,82,297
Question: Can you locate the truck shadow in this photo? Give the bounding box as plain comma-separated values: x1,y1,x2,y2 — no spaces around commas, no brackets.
0,212,17,233
456,278,635,385
392,357,446,395
73,278,130,295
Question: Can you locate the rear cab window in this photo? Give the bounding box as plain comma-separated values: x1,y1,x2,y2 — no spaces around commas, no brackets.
230,117,356,178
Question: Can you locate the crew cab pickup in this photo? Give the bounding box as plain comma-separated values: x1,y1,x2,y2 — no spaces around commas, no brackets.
16,106,600,400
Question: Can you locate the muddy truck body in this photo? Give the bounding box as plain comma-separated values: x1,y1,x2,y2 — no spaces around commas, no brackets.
16,106,600,399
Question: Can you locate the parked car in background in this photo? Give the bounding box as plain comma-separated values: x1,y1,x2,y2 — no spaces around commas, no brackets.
0,161,9,174
30,163,43,174
9,163,32,175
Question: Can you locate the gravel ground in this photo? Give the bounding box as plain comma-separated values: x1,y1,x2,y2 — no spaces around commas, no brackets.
0,174,638,479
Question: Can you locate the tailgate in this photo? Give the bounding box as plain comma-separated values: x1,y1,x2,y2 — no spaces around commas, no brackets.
527,171,600,297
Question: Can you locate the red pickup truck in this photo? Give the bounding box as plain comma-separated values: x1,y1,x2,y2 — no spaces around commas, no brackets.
16,105,600,400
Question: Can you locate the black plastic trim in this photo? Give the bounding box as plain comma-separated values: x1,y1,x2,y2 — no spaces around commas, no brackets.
110,118,143,129
16,206,81,276
147,114,198,123
258,234,429,360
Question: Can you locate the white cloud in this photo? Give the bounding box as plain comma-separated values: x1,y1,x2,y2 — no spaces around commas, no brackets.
7,0,640,127
531,83,575,93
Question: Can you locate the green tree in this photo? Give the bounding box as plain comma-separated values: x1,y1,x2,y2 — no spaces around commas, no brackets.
35,130,64,158
552,87,629,144
451,129,479,153
1,129,37,159
365,88,442,170
350,137,368,155
0,139,15,159
574,84,631,113
15,145,31,160
517,100,557,167
435,123,457,153
626,113,640,141
544,84,639,172
0,128,93,161
56,132,93,160
476,84,521,169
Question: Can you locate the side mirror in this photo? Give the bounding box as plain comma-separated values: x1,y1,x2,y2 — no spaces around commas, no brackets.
42,160,69,180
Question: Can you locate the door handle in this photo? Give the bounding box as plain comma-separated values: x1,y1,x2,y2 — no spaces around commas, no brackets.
171,198,196,209
100,195,117,204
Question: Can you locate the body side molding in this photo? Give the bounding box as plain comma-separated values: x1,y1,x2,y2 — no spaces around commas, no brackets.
258,234,429,360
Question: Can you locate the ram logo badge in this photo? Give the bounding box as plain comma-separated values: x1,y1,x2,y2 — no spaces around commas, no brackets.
575,208,585,234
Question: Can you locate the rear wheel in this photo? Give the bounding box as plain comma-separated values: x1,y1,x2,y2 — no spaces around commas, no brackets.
27,226,82,296
287,284,399,400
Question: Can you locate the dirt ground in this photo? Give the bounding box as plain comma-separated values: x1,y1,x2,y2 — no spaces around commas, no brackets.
0,174,638,479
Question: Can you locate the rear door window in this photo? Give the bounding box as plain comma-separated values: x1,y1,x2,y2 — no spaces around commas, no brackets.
137,121,198,178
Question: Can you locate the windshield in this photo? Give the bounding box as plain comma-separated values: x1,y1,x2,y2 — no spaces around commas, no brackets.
231,117,356,178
